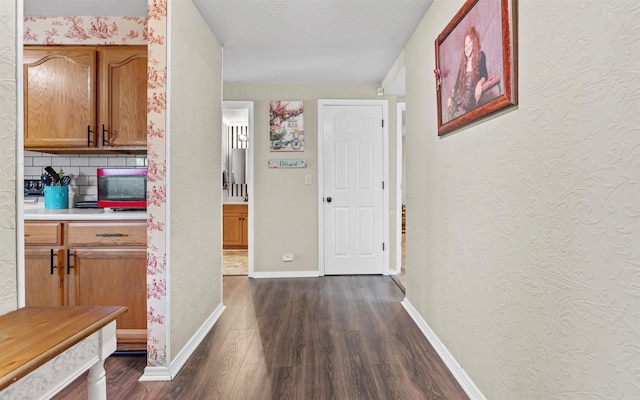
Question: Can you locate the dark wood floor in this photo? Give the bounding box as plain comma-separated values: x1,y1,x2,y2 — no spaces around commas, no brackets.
54,276,468,400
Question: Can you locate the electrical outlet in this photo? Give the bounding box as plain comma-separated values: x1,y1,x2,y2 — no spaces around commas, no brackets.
282,254,293,262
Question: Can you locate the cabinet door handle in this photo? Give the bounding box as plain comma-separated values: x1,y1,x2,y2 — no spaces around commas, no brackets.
95,233,128,237
87,125,94,146
50,249,57,275
102,124,110,146
66,249,74,274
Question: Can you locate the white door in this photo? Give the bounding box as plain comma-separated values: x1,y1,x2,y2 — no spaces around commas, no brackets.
322,104,385,275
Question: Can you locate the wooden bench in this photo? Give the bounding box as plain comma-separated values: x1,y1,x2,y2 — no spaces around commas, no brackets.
0,306,127,400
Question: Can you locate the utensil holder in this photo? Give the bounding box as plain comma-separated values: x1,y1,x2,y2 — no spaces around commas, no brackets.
44,186,69,209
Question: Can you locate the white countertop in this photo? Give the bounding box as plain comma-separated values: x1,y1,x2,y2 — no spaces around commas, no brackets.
24,208,147,221
23,196,146,221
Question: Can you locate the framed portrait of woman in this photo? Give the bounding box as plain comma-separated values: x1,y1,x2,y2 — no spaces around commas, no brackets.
435,0,517,135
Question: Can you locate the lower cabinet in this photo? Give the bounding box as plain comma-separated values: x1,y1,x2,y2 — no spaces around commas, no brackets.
25,220,147,351
223,204,248,249
25,248,64,307
69,248,147,350
24,222,64,307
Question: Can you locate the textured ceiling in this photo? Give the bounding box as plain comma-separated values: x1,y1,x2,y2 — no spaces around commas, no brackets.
24,0,148,18
24,0,432,84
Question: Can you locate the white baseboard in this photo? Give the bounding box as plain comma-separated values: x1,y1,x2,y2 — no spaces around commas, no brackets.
401,298,486,400
139,303,226,382
251,270,320,279
139,366,172,381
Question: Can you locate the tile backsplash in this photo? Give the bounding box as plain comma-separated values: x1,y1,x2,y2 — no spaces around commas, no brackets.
24,151,147,204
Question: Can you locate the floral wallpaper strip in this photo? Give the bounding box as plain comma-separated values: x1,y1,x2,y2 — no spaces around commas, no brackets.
146,0,169,367
23,17,147,45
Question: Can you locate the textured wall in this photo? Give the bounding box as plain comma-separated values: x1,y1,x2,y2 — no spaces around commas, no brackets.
404,1,640,399
0,0,17,314
224,83,401,273
169,0,223,354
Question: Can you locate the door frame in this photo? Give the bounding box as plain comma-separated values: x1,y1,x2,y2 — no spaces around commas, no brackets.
317,99,390,276
222,101,254,277
395,102,405,275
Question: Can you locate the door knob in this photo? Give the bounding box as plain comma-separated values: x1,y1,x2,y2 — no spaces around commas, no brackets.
326,197,332,203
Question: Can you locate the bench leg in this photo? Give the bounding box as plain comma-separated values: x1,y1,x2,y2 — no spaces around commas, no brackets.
87,360,107,400
87,321,117,400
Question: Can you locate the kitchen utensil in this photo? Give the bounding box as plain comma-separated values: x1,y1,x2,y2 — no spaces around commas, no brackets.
41,173,53,186
61,175,71,186
45,166,60,183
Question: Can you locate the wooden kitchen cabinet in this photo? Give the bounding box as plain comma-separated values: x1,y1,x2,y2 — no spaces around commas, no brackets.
24,220,147,351
23,45,147,153
223,204,248,249
23,47,96,149
98,46,148,149
68,248,147,350
25,248,64,307
24,222,64,307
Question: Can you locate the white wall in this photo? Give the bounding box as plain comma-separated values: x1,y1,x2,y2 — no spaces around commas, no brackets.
0,0,17,314
224,83,401,274
169,0,223,354
405,0,640,398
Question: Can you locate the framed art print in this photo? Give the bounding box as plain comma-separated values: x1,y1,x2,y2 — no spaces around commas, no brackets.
269,100,304,151
435,0,517,135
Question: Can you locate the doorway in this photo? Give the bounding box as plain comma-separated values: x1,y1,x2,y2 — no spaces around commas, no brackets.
318,100,389,275
222,101,254,277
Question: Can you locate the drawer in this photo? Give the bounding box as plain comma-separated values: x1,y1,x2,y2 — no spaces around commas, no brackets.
223,204,248,214
24,222,63,246
67,222,146,247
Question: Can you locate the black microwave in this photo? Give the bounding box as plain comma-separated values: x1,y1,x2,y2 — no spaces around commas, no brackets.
97,168,147,209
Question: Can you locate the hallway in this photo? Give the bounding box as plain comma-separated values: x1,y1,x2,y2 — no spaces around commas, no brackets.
55,276,467,399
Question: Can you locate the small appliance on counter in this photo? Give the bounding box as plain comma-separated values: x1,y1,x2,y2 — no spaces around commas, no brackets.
97,168,147,210
24,179,45,209
24,179,45,197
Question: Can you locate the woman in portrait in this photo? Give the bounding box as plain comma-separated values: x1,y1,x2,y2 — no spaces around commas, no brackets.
446,26,487,120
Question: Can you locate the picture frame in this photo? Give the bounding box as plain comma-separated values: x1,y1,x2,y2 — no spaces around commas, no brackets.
269,100,304,151
435,0,517,135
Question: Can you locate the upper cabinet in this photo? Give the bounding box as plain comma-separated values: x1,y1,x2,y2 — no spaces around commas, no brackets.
98,47,148,149
24,47,97,150
24,45,148,153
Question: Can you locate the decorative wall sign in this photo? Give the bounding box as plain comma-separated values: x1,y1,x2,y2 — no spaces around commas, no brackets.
269,100,304,151
268,159,307,168
435,0,517,135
